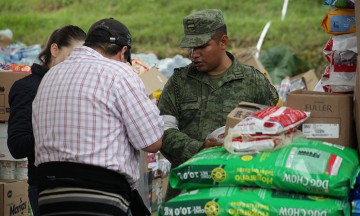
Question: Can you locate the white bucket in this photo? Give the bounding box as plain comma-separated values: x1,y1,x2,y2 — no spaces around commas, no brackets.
15,160,28,180
0,160,16,180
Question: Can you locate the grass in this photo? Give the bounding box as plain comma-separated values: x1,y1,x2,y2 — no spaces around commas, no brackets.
0,0,332,78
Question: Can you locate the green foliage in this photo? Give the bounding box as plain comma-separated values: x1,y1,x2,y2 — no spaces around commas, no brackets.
0,0,332,75
259,44,310,85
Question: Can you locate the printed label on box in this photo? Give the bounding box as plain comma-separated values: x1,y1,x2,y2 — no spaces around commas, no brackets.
302,124,339,138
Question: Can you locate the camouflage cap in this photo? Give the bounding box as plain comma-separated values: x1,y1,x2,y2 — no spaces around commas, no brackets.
179,9,225,48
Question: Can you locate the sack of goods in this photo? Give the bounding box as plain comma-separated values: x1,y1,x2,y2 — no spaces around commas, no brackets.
225,106,310,155
169,138,360,198
158,187,350,216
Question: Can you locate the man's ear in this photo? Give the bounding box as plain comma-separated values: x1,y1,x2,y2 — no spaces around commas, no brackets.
119,46,128,63
220,35,228,48
50,43,59,58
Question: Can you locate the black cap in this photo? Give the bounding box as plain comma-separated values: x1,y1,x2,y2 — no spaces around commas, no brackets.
85,18,131,48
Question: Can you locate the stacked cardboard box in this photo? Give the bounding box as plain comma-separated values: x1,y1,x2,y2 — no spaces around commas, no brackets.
0,179,28,216
287,90,355,148
138,151,170,213
354,0,360,153
0,123,29,216
0,71,33,215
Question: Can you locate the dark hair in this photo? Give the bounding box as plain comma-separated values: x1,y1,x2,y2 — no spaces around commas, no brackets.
213,24,227,41
38,25,86,68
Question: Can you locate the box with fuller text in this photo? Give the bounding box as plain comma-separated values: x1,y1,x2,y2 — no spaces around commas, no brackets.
0,179,28,216
287,90,355,148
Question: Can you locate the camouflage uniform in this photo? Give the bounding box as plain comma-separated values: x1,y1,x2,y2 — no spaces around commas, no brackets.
158,52,279,200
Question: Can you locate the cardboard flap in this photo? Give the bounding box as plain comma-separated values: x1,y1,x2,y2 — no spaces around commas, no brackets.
289,69,318,91
139,67,168,96
238,101,268,111
225,101,268,135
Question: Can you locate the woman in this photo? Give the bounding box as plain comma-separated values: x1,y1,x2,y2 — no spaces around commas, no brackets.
7,25,86,216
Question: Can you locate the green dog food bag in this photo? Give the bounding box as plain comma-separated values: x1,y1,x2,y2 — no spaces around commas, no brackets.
158,186,350,216
169,138,360,198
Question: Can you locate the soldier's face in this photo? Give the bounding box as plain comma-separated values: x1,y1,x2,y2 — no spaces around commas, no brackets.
187,38,225,74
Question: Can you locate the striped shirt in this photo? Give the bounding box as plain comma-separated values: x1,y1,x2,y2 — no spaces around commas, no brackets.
32,46,163,187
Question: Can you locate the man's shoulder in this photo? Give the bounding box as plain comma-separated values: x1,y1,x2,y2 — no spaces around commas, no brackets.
173,64,192,76
232,59,270,81
166,65,192,84
233,59,259,74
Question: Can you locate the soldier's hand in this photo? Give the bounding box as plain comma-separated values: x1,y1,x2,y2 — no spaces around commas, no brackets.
200,138,223,150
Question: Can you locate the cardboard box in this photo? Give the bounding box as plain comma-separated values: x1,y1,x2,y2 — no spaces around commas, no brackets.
355,1,360,54
287,90,355,148
354,55,360,153
289,69,319,92
0,179,28,216
225,102,268,135
0,72,30,122
139,67,168,96
235,48,273,83
139,150,170,212
150,177,168,212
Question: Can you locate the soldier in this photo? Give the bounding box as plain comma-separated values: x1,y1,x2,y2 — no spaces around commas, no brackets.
157,9,279,201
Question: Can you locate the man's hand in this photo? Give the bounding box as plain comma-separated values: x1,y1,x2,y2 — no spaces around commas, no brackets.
200,138,223,151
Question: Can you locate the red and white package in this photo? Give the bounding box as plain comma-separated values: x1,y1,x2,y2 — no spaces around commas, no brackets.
224,129,304,155
206,126,226,144
320,63,356,93
131,58,149,75
323,34,357,65
321,84,354,94
321,63,356,86
232,106,310,135
323,34,357,53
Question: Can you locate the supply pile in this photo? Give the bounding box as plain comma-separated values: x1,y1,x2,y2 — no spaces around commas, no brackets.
158,107,359,216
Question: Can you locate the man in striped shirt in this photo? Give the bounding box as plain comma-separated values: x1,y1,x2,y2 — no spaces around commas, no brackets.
32,18,163,216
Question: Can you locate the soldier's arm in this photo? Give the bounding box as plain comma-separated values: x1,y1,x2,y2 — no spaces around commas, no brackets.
161,128,203,167
157,75,203,167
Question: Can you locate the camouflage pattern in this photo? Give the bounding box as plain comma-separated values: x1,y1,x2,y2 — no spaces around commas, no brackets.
179,9,225,48
157,52,279,201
